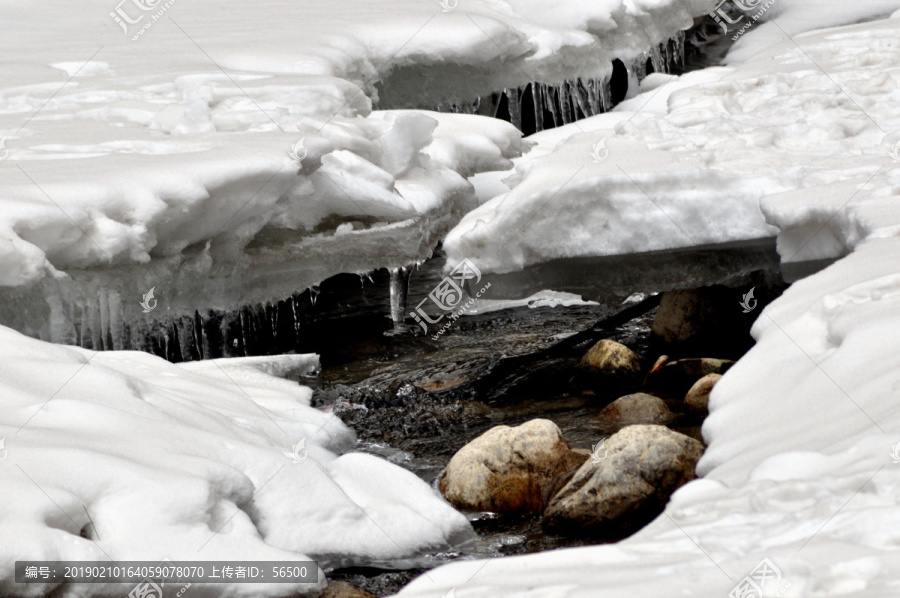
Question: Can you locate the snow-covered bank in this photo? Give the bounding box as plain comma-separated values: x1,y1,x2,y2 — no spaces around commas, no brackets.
444,12,900,278
0,0,716,344
0,328,472,596
394,13,900,598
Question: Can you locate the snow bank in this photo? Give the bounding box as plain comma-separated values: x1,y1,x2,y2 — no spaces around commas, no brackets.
444,11,899,276
724,0,900,63
394,14,900,598
0,328,472,597
0,0,717,343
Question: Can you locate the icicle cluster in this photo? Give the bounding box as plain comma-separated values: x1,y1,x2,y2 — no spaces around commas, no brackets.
436,34,686,132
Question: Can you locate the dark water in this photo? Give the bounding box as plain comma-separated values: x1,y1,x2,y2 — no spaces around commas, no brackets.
294,251,708,596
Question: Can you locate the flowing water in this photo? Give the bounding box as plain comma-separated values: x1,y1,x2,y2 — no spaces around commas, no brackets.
295,249,708,596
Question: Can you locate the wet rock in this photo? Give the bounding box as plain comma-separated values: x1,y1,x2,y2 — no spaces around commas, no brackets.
651,289,716,346
685,373,722,413
596,393,673,428
648,355,669,376
543,425,704,537
579,339,642,386
439,419,586,515
649,357,734,393
322,581,376,598
650,280,785,358
541,448,591,507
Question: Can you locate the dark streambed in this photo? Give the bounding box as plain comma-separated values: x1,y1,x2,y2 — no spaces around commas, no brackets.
293,251,714,596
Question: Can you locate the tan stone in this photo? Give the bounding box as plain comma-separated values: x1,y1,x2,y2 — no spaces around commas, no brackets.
597,393,673,426
685,373,722,413
580,339,642,384
439,419,585,515
321,581,376,598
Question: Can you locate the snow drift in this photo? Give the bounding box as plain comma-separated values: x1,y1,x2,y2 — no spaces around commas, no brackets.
0,330,472,597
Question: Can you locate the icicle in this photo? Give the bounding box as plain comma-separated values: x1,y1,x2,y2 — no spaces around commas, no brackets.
89,298,101,350
559,83,573,125
194,312,205,360
601,78,612,112
389,266,412,329
572,80,591,119
270,303,278,339
531,83,544,132
47,293,76,345
586,79,601,116
99,289,110,351
309,285,320,307
108,290,125,350
242,308,251,356
505,87,522,131
544,85,560,127
650,45,664,75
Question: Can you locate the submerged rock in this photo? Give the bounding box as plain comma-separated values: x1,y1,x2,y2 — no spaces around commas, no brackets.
439,419,587,515
648,357,734,393
542,425,704,537
685,373,722,413
322,581,376,598
579,339,642,387
596,393,673,428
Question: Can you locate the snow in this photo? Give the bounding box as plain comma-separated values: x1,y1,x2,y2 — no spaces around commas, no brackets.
394,12,900,598
0,0,714,343
0,329,472,597
723,0,900,64
443,11,899,276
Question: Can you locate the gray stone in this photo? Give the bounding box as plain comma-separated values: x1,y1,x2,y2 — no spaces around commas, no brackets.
543,425,704,536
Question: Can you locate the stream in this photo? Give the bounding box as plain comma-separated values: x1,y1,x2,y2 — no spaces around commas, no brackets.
293,249,710,596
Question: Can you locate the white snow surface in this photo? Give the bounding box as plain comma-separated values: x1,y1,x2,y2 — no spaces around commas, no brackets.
0,330,472,597
395,14,900,598
443,11,900,274
0,0,715,339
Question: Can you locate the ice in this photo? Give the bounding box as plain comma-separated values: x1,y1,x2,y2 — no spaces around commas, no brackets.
0,329,472,596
